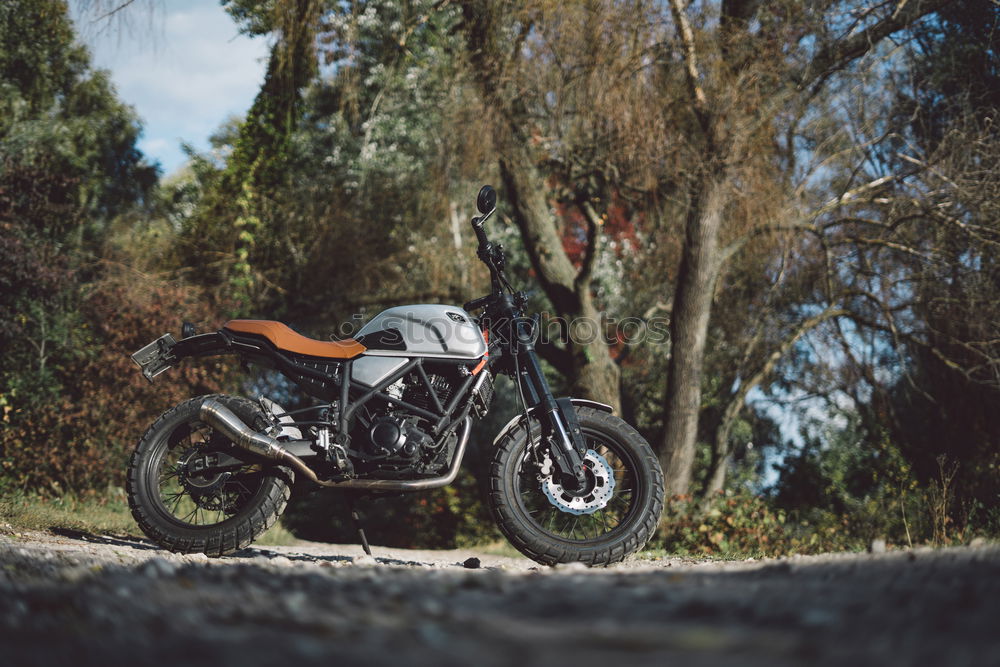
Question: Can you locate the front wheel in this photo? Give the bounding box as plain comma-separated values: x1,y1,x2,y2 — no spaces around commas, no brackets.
488,407,664,566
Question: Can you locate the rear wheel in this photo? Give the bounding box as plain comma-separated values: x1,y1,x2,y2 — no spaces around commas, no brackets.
488,407,664,566
126,395,292,557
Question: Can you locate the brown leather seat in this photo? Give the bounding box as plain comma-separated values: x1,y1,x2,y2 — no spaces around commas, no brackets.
224,320,366,360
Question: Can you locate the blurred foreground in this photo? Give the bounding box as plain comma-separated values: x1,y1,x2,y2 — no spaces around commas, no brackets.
1,529,998,666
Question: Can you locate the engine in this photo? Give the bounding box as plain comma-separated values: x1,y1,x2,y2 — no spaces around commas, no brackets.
349,371,459,477
402,372,453,412
362,414,434,461
342,362,495,478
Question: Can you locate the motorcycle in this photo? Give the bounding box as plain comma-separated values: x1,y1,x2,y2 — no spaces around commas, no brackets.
128,185,664,566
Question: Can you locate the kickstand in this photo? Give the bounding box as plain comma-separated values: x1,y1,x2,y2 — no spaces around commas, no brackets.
346,493,372,557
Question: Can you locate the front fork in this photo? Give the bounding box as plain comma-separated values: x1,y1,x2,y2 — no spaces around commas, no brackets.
512,315,590,487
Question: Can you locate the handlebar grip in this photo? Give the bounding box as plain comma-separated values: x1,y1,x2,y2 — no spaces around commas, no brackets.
472,218,489,248
463,295,491,312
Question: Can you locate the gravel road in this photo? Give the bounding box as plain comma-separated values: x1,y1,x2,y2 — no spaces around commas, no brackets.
1,529,998,666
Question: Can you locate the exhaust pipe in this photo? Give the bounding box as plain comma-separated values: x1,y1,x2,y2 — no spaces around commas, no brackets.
199,398,471,491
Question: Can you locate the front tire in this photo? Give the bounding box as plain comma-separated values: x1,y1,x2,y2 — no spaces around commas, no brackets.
488,407,664,566
126,395,292,557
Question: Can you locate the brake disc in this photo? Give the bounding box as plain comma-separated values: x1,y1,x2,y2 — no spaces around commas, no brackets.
541,449,616,515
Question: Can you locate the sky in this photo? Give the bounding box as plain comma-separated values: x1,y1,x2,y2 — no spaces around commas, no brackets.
70,0,269,176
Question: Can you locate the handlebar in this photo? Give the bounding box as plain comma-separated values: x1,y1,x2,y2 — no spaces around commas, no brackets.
463,294,492,312
471,216,489,248
468,208,508,313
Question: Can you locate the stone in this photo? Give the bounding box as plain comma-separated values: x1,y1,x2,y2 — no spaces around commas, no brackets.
140,558,178,578
869,539,887,554
555,561,588,571
462,557,481,569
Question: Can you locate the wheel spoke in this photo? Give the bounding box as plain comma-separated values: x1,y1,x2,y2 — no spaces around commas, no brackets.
515,427,644,544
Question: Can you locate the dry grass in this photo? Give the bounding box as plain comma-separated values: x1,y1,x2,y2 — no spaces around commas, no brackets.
0,490,301,546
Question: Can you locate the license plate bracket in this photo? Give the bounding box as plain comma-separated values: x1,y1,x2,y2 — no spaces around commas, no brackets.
131,333,177,382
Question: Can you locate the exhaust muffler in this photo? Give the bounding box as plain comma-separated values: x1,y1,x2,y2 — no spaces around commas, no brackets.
198,398,470,491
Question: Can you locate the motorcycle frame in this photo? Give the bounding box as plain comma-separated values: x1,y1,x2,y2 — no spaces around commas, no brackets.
141,327,484,439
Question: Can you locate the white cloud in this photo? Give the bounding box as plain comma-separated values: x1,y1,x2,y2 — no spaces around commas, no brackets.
75,1,269,174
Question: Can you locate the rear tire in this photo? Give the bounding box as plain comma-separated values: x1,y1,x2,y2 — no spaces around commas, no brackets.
126,395,292,557
488,407,664,566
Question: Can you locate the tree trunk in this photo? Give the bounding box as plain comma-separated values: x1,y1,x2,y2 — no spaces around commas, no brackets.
571,289,621,408
459,2,622,411
659,175,727,496
700,306,849,499
498,156,622,411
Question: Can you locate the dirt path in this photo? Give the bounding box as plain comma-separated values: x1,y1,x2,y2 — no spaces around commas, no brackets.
1,529,998,666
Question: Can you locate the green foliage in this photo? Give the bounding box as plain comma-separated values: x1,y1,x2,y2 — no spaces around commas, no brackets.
661,417,996,558
0,1,157,242
0,266,238,491
770,422,995,550
175,0,322,310
0,0,234,494
659,490,791,558
178,0,480,323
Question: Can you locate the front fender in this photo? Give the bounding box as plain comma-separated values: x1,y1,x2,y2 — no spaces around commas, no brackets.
491,398,614,446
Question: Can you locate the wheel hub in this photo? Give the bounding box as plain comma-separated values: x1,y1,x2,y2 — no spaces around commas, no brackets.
178,447,232,509
541,449,615,515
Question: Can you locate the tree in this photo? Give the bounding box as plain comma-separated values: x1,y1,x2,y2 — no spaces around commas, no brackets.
755,1,1000,540
0,0,157,245
0,0,235,492
460,0,675,411
655,0,952,496
176,0,487,328
456,1,951,496
817,0,1000,523
0,0,157,394
177,0,323,311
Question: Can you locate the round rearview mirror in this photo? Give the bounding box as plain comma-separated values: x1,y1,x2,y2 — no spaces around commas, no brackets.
477,185,497,216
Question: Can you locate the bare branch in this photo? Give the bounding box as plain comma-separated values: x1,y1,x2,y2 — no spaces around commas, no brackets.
668,0,711,135
703,305,850,497
92,0,138,22
793,0,952,91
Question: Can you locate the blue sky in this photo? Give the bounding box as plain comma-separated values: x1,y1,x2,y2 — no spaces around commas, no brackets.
70,0,269,175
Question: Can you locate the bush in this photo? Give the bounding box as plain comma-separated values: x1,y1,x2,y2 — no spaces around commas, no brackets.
770,428,995,551
659,490,792,557
0,265,236,492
